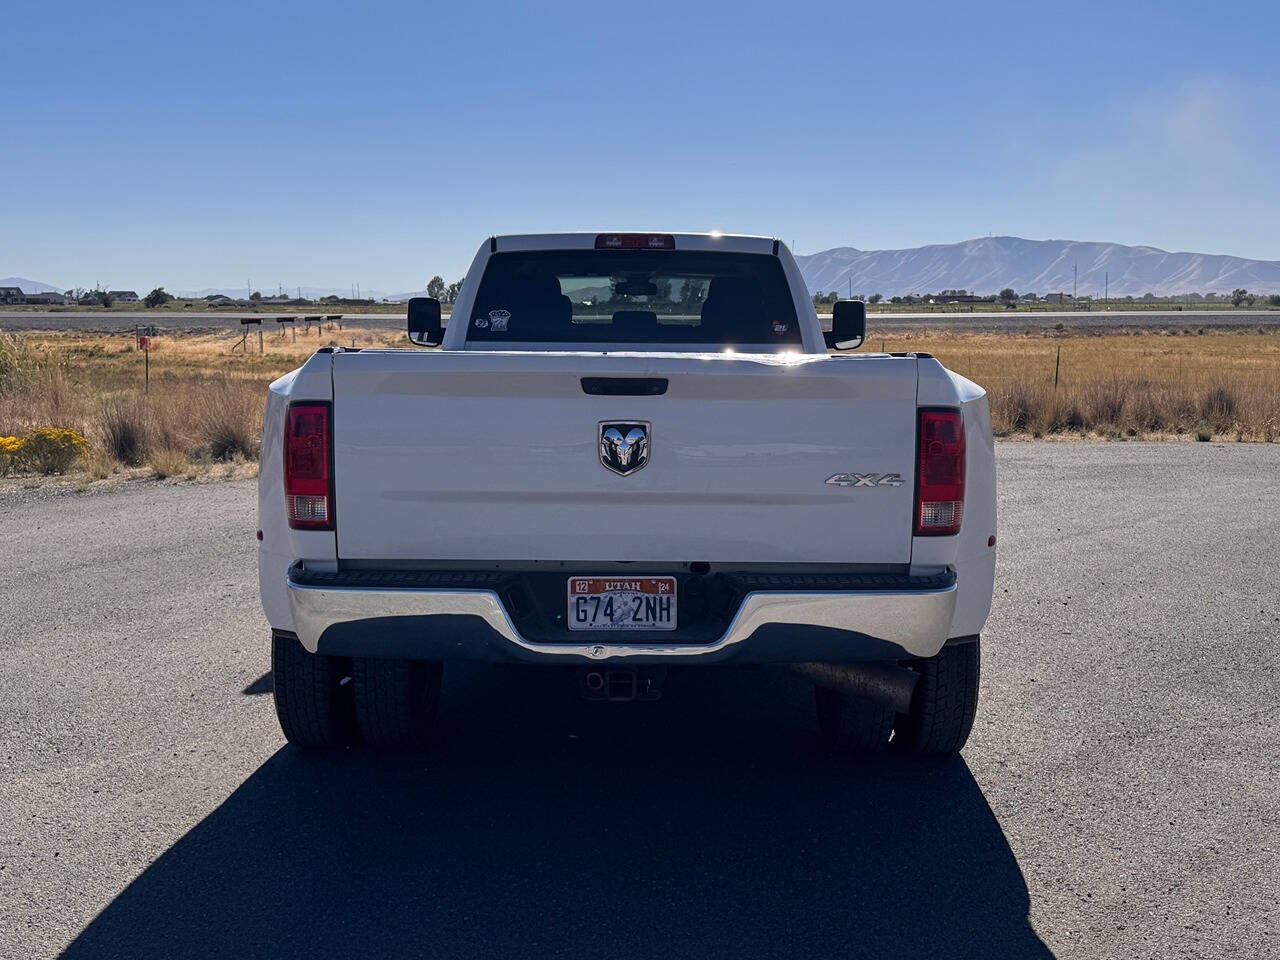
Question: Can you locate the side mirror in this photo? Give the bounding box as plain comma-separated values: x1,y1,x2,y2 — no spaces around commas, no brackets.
825,299,866,350
407,297,442,346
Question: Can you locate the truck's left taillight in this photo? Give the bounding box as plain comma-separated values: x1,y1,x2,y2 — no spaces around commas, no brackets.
915,408,965,536
284,402,333,530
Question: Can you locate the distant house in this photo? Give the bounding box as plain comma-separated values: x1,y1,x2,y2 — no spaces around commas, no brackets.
0,286,23,303
24,292,67,305
109,290,140,302
1042,292,1068,303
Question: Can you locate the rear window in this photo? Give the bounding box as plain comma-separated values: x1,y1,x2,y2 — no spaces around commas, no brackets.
465,250,801,347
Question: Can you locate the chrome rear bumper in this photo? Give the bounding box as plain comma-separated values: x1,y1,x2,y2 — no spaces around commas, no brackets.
285,568,958,664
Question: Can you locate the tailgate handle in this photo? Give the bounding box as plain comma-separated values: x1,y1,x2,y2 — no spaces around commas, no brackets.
580,377,668,396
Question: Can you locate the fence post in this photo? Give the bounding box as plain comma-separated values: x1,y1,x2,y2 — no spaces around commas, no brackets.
1054,345,1061,388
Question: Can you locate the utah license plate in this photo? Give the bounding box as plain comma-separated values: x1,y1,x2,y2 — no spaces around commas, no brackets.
567,576,677,631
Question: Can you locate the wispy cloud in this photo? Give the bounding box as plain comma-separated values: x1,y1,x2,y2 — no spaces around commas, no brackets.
1039,78,1279,255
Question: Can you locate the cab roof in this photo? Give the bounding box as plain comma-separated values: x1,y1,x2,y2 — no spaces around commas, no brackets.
489,233,780,255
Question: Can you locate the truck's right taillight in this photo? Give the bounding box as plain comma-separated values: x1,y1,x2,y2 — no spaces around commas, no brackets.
284,402,333,530
915,408,965,536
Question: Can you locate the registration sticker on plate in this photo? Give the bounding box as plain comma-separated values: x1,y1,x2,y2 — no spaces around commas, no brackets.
567,577,677,631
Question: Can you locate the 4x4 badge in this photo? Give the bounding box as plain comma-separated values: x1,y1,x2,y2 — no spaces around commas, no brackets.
825,472,904,488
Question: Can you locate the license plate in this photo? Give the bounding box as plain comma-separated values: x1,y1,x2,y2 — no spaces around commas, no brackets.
567,576,677,631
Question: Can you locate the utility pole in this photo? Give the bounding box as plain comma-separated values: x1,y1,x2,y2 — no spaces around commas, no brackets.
1073,264,1077,302
1105,272,1108,301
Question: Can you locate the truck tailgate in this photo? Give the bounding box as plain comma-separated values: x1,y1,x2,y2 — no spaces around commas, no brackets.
331,352,918,564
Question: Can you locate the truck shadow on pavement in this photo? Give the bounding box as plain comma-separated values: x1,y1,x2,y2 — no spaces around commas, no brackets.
63,663,1053,959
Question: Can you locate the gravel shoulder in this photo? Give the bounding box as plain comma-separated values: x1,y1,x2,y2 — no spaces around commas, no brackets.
0,443,1276,959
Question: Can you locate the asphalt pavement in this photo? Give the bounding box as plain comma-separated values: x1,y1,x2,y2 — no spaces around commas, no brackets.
0,442,1277,959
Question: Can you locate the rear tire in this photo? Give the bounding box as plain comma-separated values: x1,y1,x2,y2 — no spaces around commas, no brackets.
271,631,356,748
814,684,895,753
352,657,443,749
894,636,981,756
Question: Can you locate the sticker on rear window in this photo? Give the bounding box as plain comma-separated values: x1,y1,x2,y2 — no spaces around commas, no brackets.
489,309,510,332
473,317,489,328
773,322,789,335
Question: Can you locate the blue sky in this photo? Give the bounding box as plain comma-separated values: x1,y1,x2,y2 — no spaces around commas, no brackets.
4,0,1279,293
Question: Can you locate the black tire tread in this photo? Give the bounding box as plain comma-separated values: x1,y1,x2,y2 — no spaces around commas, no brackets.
352,657,442,748
814,685,895,753
271,632,354,748
898,637,981,755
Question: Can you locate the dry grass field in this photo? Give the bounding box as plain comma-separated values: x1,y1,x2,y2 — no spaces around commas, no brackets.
1,323,1276,482
881,327,1279,441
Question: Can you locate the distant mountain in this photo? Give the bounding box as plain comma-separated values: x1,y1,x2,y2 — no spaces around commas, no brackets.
0,277,64,294
795,237,1280,298
18,235,1280,305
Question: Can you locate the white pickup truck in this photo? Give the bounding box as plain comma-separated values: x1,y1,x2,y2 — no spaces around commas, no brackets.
259,233,996,755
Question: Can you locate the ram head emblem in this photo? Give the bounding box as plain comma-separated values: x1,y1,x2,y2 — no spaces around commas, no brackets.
599,422,650,476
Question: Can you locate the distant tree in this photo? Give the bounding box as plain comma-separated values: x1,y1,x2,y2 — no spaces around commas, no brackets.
100,290,115,307
249,291,262,301
867,293,882,304
998,287,1018,307
426,276,446,300
1231,288,1249,307
144,286,174,308
1268,294,1280,307
445,280,462,302
889,296,903,304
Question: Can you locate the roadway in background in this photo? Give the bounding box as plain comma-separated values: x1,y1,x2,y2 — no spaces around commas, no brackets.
2,309,1278,334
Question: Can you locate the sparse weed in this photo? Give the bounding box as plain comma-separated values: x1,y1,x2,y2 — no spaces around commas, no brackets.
194,380,262,460
149,447,195,479
99,399,149,465
83,446,118,480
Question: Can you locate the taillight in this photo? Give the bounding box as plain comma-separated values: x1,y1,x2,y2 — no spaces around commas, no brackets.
284,402,333,530
915,409,965,536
